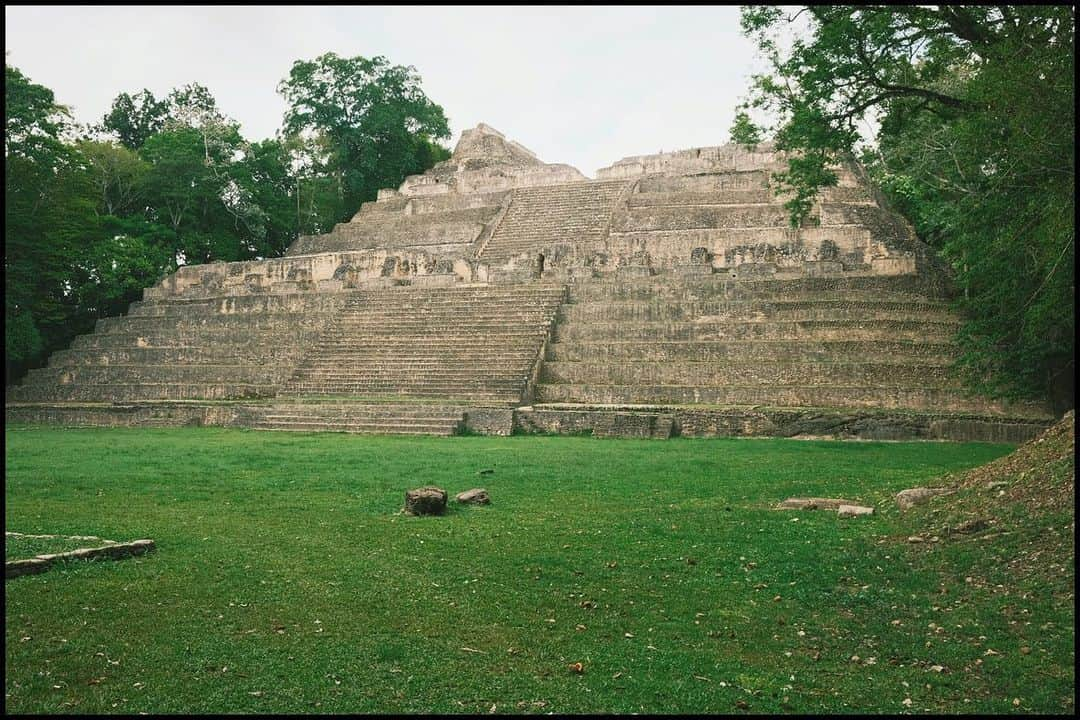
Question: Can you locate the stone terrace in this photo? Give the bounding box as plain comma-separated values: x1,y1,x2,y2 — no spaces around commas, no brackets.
5,124,1057,440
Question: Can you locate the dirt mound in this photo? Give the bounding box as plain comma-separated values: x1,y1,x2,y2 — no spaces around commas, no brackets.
906,411,1074,590
952,409,1074,516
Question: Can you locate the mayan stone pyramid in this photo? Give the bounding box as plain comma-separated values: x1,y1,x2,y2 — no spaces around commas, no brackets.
5,123,1054,440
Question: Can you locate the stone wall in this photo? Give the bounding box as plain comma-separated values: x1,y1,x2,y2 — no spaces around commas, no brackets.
5,123,1054,440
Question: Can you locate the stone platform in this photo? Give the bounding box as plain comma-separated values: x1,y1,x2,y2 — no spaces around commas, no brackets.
5,123,1056,441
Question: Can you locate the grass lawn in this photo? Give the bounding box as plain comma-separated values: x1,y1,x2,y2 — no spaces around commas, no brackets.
4,427,1073,714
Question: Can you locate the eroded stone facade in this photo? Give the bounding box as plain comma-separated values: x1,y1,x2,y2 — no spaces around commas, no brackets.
5,124,1053,440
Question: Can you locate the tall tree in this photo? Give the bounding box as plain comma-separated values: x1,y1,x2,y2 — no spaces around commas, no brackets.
5,65,90,382
728,109,763,148
77,139,149,217
278,52,451,220
101,89,167,150
740,5,1075,409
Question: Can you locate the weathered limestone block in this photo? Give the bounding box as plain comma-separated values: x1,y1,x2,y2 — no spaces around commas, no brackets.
455,488,490,505
895,487,953,511
405,486,448,515
837,504,875,517
778,497,853,510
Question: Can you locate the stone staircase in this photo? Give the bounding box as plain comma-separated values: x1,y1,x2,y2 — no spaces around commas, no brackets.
280,283,567,404
289,205,501,256
247,401,464,436
7,292,347,402
479,180,630,261
536,272,1052,419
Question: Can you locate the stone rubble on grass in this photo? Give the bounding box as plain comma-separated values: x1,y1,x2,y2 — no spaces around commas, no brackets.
456,488,490,505
777,497,853,511
837,504,875,518
404,486,448,516
895,487,953,511
5,538,155,579
949,518,990,534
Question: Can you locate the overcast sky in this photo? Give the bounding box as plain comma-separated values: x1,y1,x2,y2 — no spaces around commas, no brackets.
5,5,770,177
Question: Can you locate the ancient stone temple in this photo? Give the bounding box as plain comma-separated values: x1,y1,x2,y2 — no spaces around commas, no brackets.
5,123,1054,440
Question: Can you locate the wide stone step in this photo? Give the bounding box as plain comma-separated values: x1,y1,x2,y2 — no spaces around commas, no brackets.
567,275,948,302
534,383,1039,416
71,328,327,349
306,351,542,362
346,293,566,305
25,364,283,385
552,319,960,343
331,316,556,327
250,420,458,436
47,347,302,367
257,405,463,420
96,313,334,333
559,299,953,323
540,361,958,387
614,204,794,232
279,386,518,402
315,333,550,346
127,295,347,317
7,382,277,402
286,374,528,385
310,345,545,356
545,339,956,364
627,189,775,206
307,349,541,360
347,286,565,298
284,380,525,392
283,378,523,389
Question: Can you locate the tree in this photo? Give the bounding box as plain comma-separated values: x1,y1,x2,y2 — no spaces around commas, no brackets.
71,217,175,321
78,140,149,217
278,52,451,220
101,89,167,150
728,109,763,148
232,138,300,257
740,5,1075,409
5,65,90,382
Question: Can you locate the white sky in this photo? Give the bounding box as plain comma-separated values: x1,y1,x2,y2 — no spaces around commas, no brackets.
5,5,771,178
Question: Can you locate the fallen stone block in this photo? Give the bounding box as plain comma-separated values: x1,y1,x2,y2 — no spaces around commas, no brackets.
405,486,448,515
5,558,50,579
778,497,853,511
949,518,989,535
837,504,875,518
456,488,490,505
896,487,952,511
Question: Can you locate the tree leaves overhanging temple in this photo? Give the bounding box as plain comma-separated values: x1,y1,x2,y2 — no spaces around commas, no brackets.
740,5,1074,409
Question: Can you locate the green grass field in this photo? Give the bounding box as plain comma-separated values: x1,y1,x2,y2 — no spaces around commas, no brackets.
4,427,1073,714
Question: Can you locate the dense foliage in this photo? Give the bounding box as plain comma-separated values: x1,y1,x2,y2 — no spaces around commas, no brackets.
740,6,1075,409
279,52,451,225
5,56,450,383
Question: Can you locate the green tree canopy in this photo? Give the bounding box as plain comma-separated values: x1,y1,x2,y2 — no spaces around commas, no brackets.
101,89,167,150
278,52,451,220
7,58,453,385
740,5,1075,409
728,109,764,148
